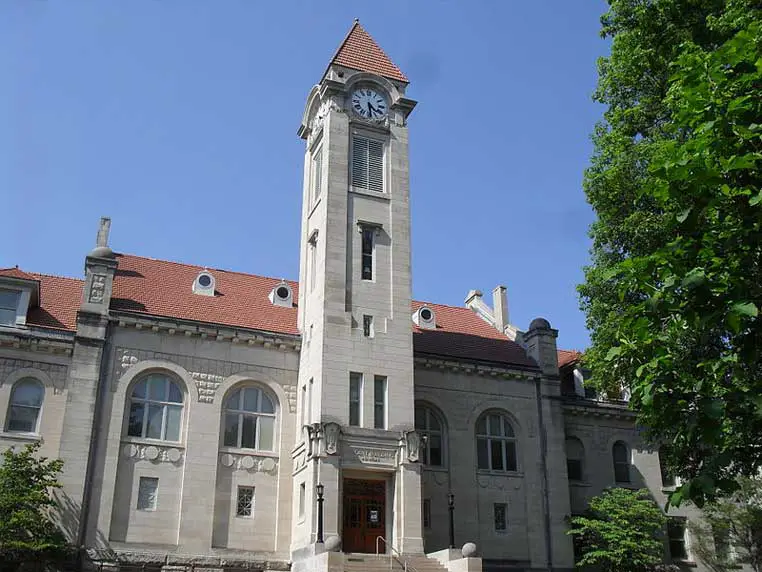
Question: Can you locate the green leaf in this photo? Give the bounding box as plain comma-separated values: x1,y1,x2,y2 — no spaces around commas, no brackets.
731,302,759,318
605,346,623,361
682,268,706,289
676,207,691,222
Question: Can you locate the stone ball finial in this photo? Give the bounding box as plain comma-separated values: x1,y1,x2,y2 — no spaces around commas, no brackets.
529,317,551,330
88,245,115,259
461,542,477,558
324,535,342,552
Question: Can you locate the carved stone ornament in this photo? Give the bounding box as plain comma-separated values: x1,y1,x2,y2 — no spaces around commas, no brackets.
218,453,278,474
353,448,396,465
405,430,421,462
323,422,341,455
89,274,107,303
121,442,184,465
308,99,342,144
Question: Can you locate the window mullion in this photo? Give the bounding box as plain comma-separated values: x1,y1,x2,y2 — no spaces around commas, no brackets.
238,413,243,448
161,404,168,440
142,399,149,438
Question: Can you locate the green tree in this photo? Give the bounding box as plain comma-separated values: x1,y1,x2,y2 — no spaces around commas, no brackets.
568,487,668,571
688,476,762,572
579,0,762,505
0,442,70,570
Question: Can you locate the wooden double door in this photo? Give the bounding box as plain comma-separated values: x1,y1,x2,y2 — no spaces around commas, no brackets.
342,478,386,553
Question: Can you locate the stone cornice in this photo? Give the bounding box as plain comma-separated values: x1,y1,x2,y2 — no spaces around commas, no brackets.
561,397,636,420
111,312,301,352
414,356,542,380
0,327,74,356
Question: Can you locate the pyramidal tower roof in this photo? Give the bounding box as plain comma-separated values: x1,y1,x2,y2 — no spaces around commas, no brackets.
326,20,408,83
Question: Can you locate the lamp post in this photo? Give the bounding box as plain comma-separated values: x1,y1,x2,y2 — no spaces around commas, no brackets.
316,483,325,544
448,492,455,549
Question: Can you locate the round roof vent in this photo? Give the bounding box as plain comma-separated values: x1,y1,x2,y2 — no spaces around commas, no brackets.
192,271,215,297
412,306,436,330
269,280,293,308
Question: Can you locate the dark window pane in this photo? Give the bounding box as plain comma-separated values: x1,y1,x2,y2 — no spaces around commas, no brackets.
128,402,145,437
12,381,43,407
669,540,687,560
148,377,166,401
614,462,630,483
225,389,241,410
429,434,442,466
490,440,504,471
489,415,501,436
502,417,514,437
567,459,583,481
241,415,257,448
146,404,163,439
477,438,489,469
260,393,274,414
132,379,147,399
223,413,239,447
429,414,440,431
243,387,259,411
494,503,507,531
505,442,517,471
476,417,487,434
168,382,183,403
7,406,37,432
415,407,424,429
374,404,385,429
613,442,628,462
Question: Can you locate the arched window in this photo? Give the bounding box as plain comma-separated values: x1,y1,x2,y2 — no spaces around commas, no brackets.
565,437,585,482
612,441,630,483
6,378,44,433
415,404,445,466
223,386,276,451
126,374,183,442
476,412,517,472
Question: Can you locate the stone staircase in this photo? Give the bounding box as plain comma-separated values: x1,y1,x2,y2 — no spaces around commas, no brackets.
344,553,449,572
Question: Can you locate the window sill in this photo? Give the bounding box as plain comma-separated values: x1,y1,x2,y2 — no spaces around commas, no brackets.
218,446,278,458
421,465,449,473
569,480,591,487
121,436,184,448
672,559,697,567
0,431,41,443
350,187,390,201
477,469,524,478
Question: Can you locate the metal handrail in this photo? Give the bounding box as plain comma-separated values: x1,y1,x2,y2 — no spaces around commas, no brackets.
375,536,419,572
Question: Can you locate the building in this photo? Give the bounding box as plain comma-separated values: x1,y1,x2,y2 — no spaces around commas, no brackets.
0,21,729,572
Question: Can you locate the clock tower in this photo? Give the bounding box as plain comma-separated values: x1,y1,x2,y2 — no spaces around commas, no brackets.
292,21,421,560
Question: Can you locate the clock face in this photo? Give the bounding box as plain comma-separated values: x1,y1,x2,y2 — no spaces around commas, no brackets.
351,89,387,120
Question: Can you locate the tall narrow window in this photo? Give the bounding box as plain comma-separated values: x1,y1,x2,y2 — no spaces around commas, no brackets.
298,483,306,517
127,374,183,442
222,386,276,451
659,446,676,487
476,412,517,472
351,136,384,193
349,372,362,427
415,404,445,466
236,486,255,517
374,376,387,429
309,241,317,292
363,315,374,338
422,499,431,529
307,378,314,425
361,228,374,280
668,518,688,561
612,441,630,483
494,503,507,531
0,289,19,326
6,378,44,433
300,385,307,427
565,437,585,482
312,147,323,201
137,477,159,511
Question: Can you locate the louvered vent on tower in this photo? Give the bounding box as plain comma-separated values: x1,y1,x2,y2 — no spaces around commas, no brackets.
351,136,384,192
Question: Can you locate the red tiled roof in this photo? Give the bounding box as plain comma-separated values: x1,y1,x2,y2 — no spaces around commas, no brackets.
0,267,38,281
7,254,551,369
111,254,300,336
328,21,408,83
558,349,581,368
411,301,537,369
27,274,83,331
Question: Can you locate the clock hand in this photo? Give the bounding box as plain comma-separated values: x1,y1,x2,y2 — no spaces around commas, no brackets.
369,103,378,117
366,102,372,117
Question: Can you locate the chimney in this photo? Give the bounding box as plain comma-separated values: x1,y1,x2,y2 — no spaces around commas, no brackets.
523,317,559,376
492,285,508,334
79,217,118,332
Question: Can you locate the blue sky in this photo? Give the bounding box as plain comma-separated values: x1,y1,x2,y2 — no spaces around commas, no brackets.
1,1,609,351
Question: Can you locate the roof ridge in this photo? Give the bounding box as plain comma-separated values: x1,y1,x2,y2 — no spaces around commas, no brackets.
116,252,298,285
325,20,408,83
30,272,84,283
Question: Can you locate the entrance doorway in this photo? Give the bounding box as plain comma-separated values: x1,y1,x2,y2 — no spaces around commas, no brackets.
343,478,386,553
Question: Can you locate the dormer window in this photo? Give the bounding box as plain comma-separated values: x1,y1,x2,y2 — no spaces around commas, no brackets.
192,271,215,297
413,306,436,329
0,289,19,326
269,281,293,308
